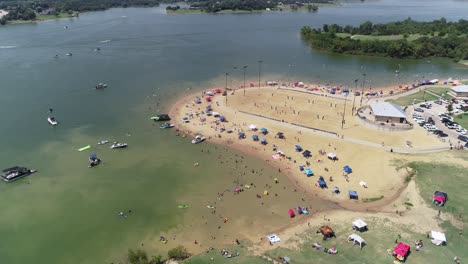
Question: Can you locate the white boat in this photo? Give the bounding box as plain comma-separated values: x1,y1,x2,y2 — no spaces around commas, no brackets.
95,83,108,89
110,142,128,149
98,140,109,145
160,123,175,129
191,135,205,144
65,53,72,56
48,117,58,126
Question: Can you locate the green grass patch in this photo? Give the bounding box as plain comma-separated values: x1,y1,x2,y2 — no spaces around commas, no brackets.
336,33,425,41
409,162,467,222
404,202,414,207
426,87,451,97
453,113,468,130
363,195,384,203
387,90,438,106
263,219,466,264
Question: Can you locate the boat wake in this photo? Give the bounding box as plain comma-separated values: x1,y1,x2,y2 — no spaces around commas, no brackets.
99,40,111,43
0,45,16,49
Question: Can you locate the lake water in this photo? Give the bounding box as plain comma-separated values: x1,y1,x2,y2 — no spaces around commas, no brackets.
0,0,467,263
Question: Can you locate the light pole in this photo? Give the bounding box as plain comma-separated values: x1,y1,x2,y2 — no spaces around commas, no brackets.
360,73,366,106
352,79,358,115
243,65,248,96
258,60,263,88
342,93,348,129
225,72,229,105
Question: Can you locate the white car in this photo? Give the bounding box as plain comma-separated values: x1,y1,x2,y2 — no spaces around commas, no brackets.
267,234,281,243
460,129,468,135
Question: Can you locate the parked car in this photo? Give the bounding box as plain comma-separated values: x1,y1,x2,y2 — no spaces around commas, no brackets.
433,130,448,137
414,107,424,113
434,100,442,105
427,117,435,124
458,135,468,142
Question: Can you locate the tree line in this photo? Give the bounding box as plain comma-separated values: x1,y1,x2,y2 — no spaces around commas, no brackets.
0,0,162,25
180,0,329,13
300,18,468,60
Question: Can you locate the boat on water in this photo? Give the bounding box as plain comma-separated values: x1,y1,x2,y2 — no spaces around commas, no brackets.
65,53,72,56
1,166,37,182
48,116,58,126
150,114,171,121
160,123,175,129
98,140,109,145
191,135,206,144
95,83,108,89
110,142,128,149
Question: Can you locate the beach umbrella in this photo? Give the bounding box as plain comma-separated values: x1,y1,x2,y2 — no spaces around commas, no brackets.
214,88,222,93
260,128,268,134
299,165,304,171
219,116,226,122
252,134,259,141
238,132,245,139
305,168,313,176
302,150,312,158
195,97,201,104
295,145,303,152
205,97,212,102
260,138,267,145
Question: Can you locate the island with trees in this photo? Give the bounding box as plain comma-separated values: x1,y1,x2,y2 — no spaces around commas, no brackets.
0,0,162,25
166,0,332,14
300,18,468,62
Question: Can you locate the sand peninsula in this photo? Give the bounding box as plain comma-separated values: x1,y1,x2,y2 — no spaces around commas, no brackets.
163,78,468,259
169,79,459,209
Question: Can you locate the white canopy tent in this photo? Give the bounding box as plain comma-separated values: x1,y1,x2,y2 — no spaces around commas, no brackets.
206,91,214,96
430,231,447,246
327,152,337,160
348,233,366,248
352,219,368,231
212,112,220,117
267,234,281,243
249,124,258,131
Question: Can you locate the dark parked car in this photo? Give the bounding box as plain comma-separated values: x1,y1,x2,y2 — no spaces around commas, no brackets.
433,130,448,137
427,117,435,124
434,100,442,105
458,135,468,142
414,108,424,113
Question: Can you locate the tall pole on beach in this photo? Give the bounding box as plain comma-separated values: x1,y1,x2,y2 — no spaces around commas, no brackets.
342,93,348,129
243,65,248,96
352,79,358,115
360,73,366,106
225,72,229,105
258,60,263,88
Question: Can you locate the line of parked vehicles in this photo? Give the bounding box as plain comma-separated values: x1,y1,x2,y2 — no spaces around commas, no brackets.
412,113,447,137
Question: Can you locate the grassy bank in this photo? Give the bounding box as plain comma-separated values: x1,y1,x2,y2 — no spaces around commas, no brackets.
336,33,425,41
387,90,438,106
425,87,451,97
453,113,468,130
9,12,78,25
167,3,337,14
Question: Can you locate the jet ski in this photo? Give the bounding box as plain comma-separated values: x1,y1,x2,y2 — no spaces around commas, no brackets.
95,83,108,89
160,123,175,129
110,142,128,149
88,154,101,168
65,53,72,56
98,140,109,145
48,116,58,126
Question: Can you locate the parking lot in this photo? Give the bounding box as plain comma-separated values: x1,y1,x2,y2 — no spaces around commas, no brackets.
410,99,468,146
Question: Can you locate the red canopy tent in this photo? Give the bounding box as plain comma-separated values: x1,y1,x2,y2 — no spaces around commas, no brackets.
205,97,212,102
288,209,295,218
393,242,410,262
249,82,255,87
214,88,222,94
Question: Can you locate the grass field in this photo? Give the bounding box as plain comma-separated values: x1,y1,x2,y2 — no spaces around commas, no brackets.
387,90,438,106
37,12,77,20
336,33,425,42
425,87,451,97
453,113,468,130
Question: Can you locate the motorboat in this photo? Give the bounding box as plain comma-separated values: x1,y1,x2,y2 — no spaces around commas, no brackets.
160,123,175,129
110,142,128,149
150,114,171,121
98,140,109,145
191,135,205,144
65,53,72,56
48,116,58,126
95,83,108,89
1,166,37,182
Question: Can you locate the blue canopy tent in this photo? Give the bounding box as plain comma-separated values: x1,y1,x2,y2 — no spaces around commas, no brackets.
344,165,353,174
206,105,212,111
260,128,268,135
295,145,303,152
305,168,313,177
260,138,267,145
299,165,304,171
195,97,201,104
252,134,259,141
302,150,312,158
318,176,327,188
206,110,213,116
219,116,226,122
238,132,246,139
349,190,358,200
89,153,97,160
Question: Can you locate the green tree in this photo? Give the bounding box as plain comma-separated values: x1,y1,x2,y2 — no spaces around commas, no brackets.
447,104,453,113
167,245,190,260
